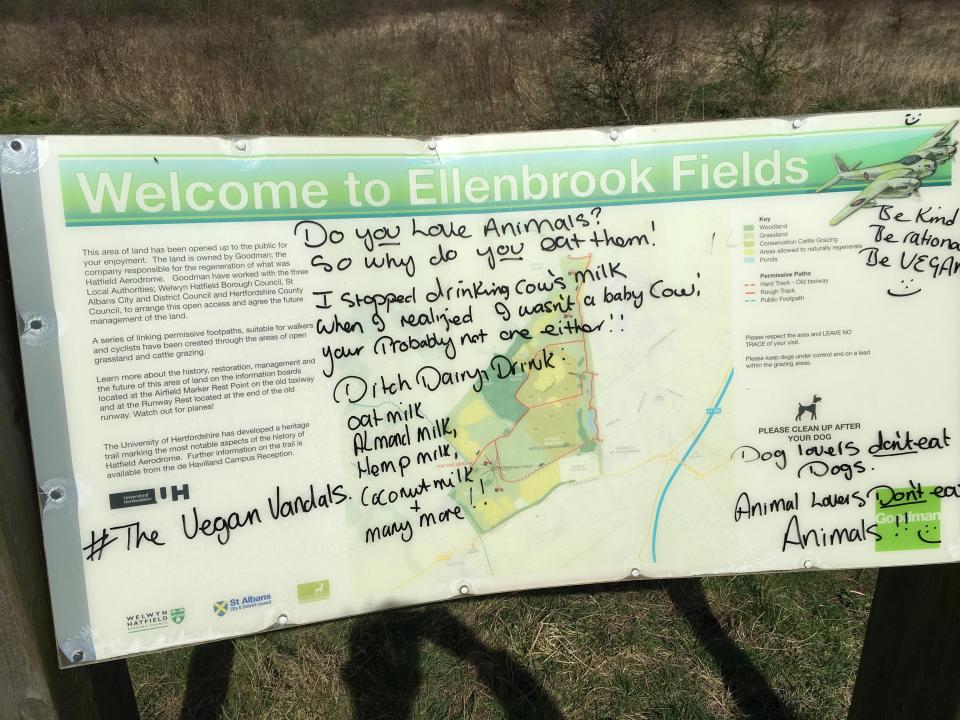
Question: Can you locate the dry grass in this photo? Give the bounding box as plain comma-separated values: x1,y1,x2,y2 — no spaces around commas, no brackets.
0,10,552,135
1,1,959,138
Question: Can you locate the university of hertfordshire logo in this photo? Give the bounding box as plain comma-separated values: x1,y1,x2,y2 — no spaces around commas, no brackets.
875,487,941,552
171,608,185,624
213,601,228,617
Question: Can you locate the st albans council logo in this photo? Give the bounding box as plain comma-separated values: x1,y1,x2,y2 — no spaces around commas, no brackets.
126,607,185,633
213,593,272,617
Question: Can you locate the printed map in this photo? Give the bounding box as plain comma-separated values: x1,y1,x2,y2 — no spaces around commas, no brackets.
447,256,601,532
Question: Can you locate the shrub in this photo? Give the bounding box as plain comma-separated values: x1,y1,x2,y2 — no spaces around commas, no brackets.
556,0,678,126
722,5,807,114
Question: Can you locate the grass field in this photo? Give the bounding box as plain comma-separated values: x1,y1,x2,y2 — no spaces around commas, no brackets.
129,571,875,719
1,0,955,717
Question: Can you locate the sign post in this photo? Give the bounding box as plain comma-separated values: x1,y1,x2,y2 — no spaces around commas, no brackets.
0,215,140,719
849,564,960,720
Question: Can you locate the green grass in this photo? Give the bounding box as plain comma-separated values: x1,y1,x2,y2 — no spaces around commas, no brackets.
128,570,875,719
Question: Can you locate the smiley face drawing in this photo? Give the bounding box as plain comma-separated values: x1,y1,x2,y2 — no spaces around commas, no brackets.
905,112,922,126
887,276,921,297
916,521,941,545
875,498,942,552
884,513,941,549
891,517,942,546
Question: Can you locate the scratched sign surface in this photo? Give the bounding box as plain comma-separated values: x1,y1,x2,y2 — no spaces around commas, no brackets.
2,108,959,664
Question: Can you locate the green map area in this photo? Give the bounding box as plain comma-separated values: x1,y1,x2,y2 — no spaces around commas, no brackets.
447,256,601,533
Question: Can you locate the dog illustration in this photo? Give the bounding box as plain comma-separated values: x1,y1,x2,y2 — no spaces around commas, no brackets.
795,395,822,421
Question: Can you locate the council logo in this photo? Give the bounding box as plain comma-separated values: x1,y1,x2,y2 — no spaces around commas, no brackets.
125,607,184,633
213,593,272,617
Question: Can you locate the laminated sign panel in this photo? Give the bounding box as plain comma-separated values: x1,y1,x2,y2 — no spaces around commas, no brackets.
2,109,958,664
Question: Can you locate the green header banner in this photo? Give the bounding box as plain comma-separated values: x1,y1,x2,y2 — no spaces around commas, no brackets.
58,125,950,226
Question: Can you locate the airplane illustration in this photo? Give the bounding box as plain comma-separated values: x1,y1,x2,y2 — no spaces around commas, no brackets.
817,119,958,225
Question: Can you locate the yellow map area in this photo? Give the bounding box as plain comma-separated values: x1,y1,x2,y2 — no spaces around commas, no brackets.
447,256,601,533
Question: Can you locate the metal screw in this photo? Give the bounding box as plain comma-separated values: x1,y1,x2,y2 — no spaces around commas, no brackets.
803,559,813,569
277,614,288,625
428,140,438,151
792,119,802,129
630,568,641,578
235,140,247,151
609,130,620,141
458,584,470,595
10,139,23,152
48,486,64,502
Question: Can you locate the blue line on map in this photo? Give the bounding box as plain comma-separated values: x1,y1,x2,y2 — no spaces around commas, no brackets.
651,368,735,563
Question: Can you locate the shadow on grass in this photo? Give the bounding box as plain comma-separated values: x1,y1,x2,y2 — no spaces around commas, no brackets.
540,578,795,719
666,579,796,720
341,580,793,720
342,607,565,720
174,580,792,720
179,640,235,720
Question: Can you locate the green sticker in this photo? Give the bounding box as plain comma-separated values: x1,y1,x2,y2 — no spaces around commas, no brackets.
875,489,941,552
297,580,331,603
